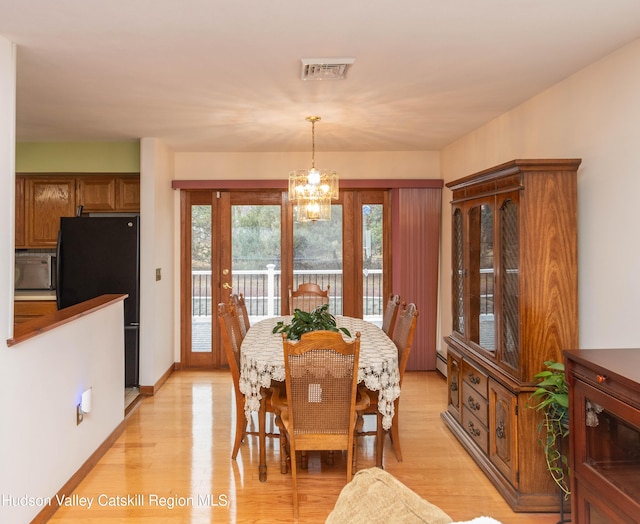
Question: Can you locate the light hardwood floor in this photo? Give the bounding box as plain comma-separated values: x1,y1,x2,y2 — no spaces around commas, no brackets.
50,370,563,523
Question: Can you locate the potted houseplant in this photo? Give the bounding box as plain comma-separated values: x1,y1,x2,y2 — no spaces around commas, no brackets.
272,304,351,341
528,360,571,499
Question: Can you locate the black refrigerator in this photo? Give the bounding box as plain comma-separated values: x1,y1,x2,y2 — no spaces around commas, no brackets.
56,216,140,387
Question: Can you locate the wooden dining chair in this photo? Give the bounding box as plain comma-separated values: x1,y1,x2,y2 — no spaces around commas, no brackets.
381,293,401,338
357,302,419,467
217,302,279,465
275,330,365,519
288,283,330,314
229,293,250,337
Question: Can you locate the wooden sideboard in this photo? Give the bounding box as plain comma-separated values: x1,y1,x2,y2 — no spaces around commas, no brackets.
564,348,640,523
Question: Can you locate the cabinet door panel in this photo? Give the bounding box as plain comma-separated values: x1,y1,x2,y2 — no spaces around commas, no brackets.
15,176,25,248
447,350,462,422
26,177,77,247
77,176,116,211
489,379,518,487
116,176,140,211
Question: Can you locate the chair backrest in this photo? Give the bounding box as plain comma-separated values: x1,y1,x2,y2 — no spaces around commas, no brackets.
288,283,330,314
282,330,360,438
229,293,250,337
381,293,401,337
391,303,419,384
217,302,243,375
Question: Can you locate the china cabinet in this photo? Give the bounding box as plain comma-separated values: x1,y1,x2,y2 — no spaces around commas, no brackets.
565,348,640,523
441,159,581,512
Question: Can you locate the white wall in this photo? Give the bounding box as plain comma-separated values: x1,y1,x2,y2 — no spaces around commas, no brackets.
0,305,125,523
439,38,640,351
140,138,176,383
174,150,440,180
0,38,15,337
1,36,126,523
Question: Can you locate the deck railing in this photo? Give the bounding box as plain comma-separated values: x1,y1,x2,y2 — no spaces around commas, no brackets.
192,265,383,320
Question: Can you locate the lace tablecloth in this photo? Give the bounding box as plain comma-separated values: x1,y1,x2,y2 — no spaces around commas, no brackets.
239,315,400,430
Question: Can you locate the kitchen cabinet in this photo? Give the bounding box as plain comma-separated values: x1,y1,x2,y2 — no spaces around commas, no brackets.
565,348,640,523
15,175,25,248
77,174,140,212
14,299,57,323
25,176,77,248
441,159,581,512
116,175,141,211
17,174,140,248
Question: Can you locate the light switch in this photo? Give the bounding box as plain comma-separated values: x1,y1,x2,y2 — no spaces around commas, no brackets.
155,268,161,281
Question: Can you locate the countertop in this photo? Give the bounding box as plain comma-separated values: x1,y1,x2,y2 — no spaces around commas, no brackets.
8,294,127,347
15,290,57,301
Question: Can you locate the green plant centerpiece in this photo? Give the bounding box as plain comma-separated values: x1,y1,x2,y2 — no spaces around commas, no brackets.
272,304,351,341
528,360,570,498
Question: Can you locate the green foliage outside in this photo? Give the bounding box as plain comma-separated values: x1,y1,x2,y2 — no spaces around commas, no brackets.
191,203,383,272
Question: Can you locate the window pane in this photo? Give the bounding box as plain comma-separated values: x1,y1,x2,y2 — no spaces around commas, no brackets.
293,205,343,314
363,204,383,324
231,205,281,321
191,205,212,353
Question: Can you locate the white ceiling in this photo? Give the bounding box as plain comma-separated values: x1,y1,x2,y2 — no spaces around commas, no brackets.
2,0,640,153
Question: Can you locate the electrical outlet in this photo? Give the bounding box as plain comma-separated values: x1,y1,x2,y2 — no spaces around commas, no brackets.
76,404,83,425
155,268,161,281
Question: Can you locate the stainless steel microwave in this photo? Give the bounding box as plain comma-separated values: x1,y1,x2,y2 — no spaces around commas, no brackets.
15,255,56,290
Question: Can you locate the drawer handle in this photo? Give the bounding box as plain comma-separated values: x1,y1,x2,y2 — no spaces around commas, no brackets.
467,421,481,437
496,420,505,439
596,374,607,384
467,372,481,385
467,396,480,411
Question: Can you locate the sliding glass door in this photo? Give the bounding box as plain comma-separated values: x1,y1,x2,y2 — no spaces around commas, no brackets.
180,188,390,368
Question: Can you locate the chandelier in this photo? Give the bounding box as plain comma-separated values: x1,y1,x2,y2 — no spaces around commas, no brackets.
288,116,338,222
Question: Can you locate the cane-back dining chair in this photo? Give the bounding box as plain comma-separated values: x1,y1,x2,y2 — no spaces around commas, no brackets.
357,302,419,467
288,283,330,314
217,303,279,463
229,293,250,337
275,330,365,519
381,293,401,338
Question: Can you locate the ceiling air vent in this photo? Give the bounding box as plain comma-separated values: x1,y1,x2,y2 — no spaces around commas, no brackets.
300,58,355,80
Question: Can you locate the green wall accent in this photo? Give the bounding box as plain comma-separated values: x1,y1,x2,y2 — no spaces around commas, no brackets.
16,141,140,173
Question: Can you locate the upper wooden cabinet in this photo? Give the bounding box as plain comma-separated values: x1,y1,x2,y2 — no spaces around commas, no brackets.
77,174,140,212
25,176,77,248
17,174,140,248
441,159,581,512
15,176,25,248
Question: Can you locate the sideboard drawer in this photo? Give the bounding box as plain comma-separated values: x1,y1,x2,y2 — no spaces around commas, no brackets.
462,380,488,427
462,359,488,400
462,405,489,454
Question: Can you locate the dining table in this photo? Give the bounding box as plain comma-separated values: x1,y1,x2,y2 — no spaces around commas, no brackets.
239,315,401,481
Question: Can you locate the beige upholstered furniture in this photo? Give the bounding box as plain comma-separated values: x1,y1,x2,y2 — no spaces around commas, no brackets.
358,302,419,466
381,293,401,337
288,282,330,314
277,330,364,519
326,467,452,524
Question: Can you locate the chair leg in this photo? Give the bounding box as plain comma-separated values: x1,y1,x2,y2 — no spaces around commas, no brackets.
258,395,267,481
389,403,403,462
232,395,245,460
326,450,335,466
290,444,299,519
273,408,289,474
375,411,385,468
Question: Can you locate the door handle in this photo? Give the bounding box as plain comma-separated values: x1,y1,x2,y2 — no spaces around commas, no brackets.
222,283,232,290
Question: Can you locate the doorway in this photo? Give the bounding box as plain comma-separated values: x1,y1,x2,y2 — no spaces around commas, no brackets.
179,188,390,368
